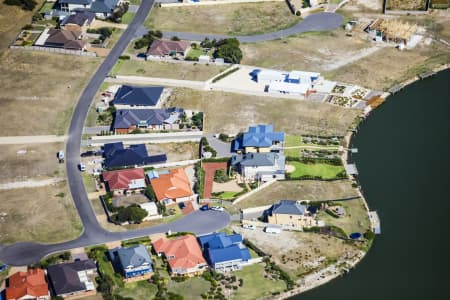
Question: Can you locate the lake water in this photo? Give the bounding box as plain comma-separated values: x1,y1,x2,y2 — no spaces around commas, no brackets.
290,69,450,300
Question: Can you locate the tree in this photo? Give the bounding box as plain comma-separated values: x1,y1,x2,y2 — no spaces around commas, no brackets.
134,30,162,49
215,43,243,64
145,185,157,202
171,36,180,41
191,112,204,130
4,0,37,11
113,204,148,224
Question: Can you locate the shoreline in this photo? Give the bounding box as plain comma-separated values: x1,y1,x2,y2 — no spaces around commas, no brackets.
268,64,450,300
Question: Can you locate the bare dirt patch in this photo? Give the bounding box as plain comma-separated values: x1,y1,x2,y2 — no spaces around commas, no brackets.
0,50,100,136
166,88,360,136
235,180,358,209
0,183,82,245
0,143,66,184
146,2,299,36
146,142,199,162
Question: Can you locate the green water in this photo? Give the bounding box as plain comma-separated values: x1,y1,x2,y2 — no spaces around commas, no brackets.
291,69,450,299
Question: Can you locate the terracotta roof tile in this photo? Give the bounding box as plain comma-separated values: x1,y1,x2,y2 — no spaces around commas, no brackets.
150,168,193,202
6,269,49,300
102,168,145,190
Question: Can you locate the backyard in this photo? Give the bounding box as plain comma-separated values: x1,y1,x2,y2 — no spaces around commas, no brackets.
235,180,359,209
0,183,82,245
111,59,228,81
0,50,100,136
286,161,345,179
145,2,300,36
166,88,360,136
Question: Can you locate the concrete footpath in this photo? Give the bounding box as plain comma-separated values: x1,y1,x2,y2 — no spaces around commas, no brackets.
0,135,66,145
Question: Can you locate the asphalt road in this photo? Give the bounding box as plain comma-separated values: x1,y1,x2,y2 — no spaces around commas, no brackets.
162,12,343,43
0,1,232,266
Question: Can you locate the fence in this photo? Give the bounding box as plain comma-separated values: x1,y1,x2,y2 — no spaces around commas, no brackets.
9,45,97,57
160,0,284,8
143,159,200,169
232,179,278,205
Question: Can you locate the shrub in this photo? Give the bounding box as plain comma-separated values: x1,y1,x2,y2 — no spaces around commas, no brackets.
111,204,148,224
119,55,130,60
364,229,375,240
4,0,37,11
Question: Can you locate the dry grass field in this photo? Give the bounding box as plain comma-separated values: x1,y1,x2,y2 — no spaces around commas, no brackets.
146,142,199,162
166,88,360,136
0,143,65,184
0,183,82,245
111,59,227,81
236,180,358,209
387,0,425,10
0,50,100,136
146,2,300,36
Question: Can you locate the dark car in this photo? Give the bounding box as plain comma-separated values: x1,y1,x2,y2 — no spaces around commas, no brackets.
200,205,209,211
81,150,96,157
0,264,8,272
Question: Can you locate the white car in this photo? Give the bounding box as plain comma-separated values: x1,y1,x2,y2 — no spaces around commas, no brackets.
242,224,256,230
210,206,224,212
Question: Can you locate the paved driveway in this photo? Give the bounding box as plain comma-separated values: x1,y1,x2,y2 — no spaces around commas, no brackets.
160,12,343,43
205,133,232,158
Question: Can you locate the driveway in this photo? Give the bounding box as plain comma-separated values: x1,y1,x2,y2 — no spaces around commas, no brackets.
160,12,343,43
205,133,232,158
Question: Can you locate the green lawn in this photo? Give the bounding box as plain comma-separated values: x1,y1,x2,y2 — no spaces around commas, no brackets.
287,161,345,179
39,2,54,13
217,191,240,200
284,134,301,158
317,198,371,235
168,277,211,300
82,173,96,193
232,263,286,300
121,12,135,24
114,280,158,299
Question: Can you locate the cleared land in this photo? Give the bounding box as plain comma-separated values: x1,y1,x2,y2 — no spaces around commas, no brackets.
0,143,65,184
146,142,199,162
287,161,345,179
236,180,358,209
0,183,82,244
0,50,100,136
318,198,371,235
111,59,227,81
166,88,360,136
146,2,300,36
387,0,425,10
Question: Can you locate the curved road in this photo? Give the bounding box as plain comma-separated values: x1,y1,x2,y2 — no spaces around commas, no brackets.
161,12,343,43
0,7,343,266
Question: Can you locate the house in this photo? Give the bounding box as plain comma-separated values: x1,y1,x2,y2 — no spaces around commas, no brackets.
268,81,311,97
140,202,161,221
198,233,251,272
146,39,191,59
61,11,96,34
58,0,120,18
231,152,286,182
112,85,164,109
46,260,97,299
152,235,208,276
109,244,153,281
103,142,167,169
6,269,50,300
366,18,417,45
266,200,316,229
232,124,284,154
113,108,184,134
256,70,286,84
149,168,195,205
102,168,146,195
256,70,320,96
34,28,85,50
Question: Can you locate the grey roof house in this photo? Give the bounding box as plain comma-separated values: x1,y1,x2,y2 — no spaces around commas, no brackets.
112,85,165,109
109,244,153,279
103,142,167,169
58,0,119,17
113,107,184,134
47,259,97,298
61,10,95,27
231,152,285,182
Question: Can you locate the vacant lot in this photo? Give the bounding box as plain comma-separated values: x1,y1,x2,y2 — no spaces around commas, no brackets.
0,143,65,183
146,142,199,162
166,88,360,136
146,2,299,36
111,59,227,81
0,183,82,244
387,0,425,10
0,1,44,50
236,180,358,209
318,198,371,235
287,161,345,179
0,50,100,136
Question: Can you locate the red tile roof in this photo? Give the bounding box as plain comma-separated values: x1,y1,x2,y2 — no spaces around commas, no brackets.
150,168,193,202
102,168,145,191
146,39,190,57
6,269,49,300
153,235,206,272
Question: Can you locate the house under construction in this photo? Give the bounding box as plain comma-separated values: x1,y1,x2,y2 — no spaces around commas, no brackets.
366,18,417,45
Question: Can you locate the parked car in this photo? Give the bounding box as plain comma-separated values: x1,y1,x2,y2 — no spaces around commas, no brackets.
0,264,8,272
79,163,86,172
81,150,96,157
200,204,209,211
92,168,102,176
210,206,224,212
242,224,256,230
57,150,64,163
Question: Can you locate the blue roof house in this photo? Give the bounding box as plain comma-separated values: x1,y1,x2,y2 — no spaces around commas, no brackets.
198,233,251,272
103,142,167,169
112,85,164,109
232,124,284,153
109,244,153,280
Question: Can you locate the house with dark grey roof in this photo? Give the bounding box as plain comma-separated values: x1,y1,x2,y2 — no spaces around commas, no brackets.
58,0,119,18
232,124,285,154
47,259,97,298
35,28,85,50
113,108,184,134
266,200,316,229
109,244,153,280
230,152,285,182
61,11,96,34
112,85,165,109
103,142,167,169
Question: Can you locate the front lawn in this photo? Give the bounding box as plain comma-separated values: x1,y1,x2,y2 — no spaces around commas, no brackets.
217,191,240,200
114,280,158,299
121,12,135,24
284,134,301,158
287,161,345,179
168,277,211,300
231,263,286,300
